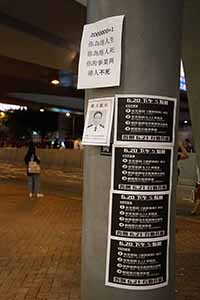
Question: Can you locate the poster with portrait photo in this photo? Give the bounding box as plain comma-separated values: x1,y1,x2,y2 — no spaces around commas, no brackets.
82,97,115,146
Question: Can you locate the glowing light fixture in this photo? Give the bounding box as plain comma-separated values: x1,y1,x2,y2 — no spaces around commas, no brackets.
40,108,45,112
51,79,60,85
0,111,6,117
66,112,70,117
184,120,188,124
0,103,27,111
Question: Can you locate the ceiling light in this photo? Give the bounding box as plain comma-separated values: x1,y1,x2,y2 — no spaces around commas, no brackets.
51,79,60,85
0,112,6,118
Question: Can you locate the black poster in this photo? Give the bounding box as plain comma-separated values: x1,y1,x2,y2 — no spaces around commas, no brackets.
110,193,169,238
115,96,175,143
113,146,171,192
107,238,168,289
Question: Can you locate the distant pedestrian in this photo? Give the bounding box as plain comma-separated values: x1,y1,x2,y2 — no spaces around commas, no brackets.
53,138,60,149
191,166,200,215
183,138,193,153
24,142,44,198
74,138,81,150
177,141,189,179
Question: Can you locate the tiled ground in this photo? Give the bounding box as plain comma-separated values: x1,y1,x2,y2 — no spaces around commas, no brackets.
176,218,200,300
0,163,83,183
0,183,81,300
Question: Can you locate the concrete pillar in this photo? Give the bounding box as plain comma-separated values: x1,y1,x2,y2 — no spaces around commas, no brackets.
182,0,200,166
82,1,183,300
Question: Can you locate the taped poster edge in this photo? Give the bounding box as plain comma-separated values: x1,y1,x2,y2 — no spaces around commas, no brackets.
82,97,115,146
114,94,177,146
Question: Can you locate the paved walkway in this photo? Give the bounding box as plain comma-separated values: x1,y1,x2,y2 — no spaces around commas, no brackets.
0,162,83,199
176,218,200,300
0,183,81,300
0,163,83,184
0,163,200,299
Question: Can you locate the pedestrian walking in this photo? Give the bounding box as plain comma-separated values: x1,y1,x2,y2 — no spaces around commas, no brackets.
24,141,44,198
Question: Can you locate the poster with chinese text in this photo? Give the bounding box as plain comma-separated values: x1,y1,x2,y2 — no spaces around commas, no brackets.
114,95,176,145
78,15,124,89
82,97,114,146
105,237,169,290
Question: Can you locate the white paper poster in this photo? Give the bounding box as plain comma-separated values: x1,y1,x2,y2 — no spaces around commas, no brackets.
82,97,114,146
78,15,124,89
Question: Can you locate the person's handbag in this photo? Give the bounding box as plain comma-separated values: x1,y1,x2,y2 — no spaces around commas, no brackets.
28,161,41,174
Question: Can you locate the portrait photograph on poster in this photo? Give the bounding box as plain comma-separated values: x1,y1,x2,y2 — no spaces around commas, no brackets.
82,97,114,146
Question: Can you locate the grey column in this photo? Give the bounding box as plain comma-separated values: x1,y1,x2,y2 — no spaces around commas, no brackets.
182,0,200,166
82,1,183,300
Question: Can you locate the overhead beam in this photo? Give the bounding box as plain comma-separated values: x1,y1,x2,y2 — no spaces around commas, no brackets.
0,0,86,71
75,0,87,6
